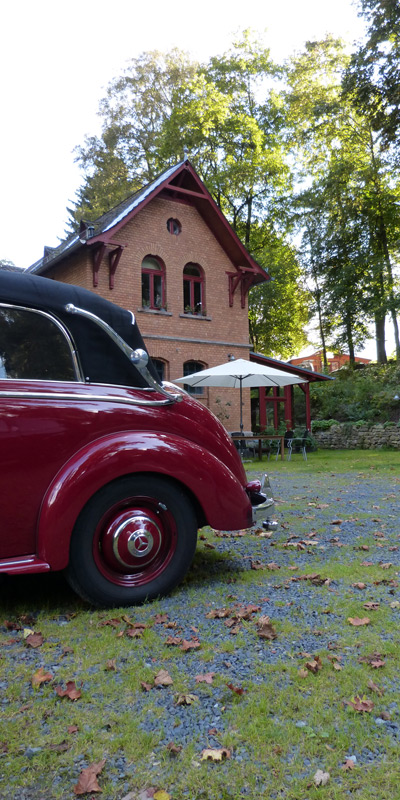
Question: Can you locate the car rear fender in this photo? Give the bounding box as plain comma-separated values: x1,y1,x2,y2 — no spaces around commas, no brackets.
37,431,253,569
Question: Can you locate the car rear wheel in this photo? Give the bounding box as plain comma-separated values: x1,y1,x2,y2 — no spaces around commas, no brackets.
65,475,198,607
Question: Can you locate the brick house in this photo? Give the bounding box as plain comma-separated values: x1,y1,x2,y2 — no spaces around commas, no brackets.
27,159,269,432
288,350,370,374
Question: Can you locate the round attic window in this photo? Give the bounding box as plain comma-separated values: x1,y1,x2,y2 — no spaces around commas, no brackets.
167,218,181,235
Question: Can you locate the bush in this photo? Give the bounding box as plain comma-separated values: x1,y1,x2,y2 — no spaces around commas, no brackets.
311,419,339,432
310,363,400,424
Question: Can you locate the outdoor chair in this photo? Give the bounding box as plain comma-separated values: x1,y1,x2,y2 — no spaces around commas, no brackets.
286,429,311,461
267,437,282,461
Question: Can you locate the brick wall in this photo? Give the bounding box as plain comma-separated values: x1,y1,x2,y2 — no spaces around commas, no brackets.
50,197,254,432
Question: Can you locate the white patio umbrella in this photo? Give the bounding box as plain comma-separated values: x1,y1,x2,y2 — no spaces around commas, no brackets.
175,358,307,434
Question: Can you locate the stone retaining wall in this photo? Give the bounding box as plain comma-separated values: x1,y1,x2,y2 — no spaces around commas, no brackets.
313,423,400,450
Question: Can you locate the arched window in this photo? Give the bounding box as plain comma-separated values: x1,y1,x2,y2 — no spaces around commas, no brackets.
183,360,206,396
183,263,205,315
141,256,165,310
152,358,168,383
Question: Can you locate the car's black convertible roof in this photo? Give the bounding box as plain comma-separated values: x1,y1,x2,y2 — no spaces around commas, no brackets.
0,271,158,387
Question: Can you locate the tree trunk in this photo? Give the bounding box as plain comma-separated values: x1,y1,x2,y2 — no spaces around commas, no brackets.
375,314,387,363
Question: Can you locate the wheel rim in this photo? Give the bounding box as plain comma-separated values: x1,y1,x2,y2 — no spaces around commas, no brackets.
93,495,178,587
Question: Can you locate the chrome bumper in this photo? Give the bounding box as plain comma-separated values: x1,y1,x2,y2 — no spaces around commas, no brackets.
248,474,279,531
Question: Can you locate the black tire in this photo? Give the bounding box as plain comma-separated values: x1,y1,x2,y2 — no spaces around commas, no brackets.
65,475,198,607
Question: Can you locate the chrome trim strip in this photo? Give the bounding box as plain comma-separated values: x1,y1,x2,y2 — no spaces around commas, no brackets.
0,389,176,407
0,302,83,381
65,303,182,403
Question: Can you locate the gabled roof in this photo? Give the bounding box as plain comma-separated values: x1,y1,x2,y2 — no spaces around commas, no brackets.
27,160,268,288
250,352,333,382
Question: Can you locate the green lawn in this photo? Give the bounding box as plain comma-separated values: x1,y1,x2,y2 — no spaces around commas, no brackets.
247,447,400,475
0,449,399,799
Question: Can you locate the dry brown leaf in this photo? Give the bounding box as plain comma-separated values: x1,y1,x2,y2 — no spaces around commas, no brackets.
32,667,53,687
105,659,117,671
314,769,330,786
55,681,82,701
257,616,277,640
175,693,198,705
342,759,355,771
180,639,201,652
73,759,105,795
167,742,182,757
352,582,367,590
226,682,246,695
154,669,173,687
363,602,380,610
367,679,384,696
305,656,323,674
345,695,374,713
24,632,44,648
195,672,215,684
201,747,231,762
347,616,370,626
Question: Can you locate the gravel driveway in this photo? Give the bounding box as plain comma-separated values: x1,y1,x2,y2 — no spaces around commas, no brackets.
1,468,399,799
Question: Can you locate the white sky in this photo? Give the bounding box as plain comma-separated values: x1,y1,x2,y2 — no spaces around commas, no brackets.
2,0,390,359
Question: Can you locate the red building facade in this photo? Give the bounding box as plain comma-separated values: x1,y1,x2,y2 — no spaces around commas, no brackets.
27,160,269,433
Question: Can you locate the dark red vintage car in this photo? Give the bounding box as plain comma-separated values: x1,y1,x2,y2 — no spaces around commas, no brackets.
0,271,275,606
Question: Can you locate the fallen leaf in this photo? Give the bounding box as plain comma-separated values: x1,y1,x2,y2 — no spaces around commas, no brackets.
226,683,246,695
305,656,323,674
141,681,153,692
24,632,44,648
367,679,384,696
175,693,198,705
314,769,330,786
153,614,169,624
390,601,400,609
73,759,106,795
167,742,182,757
342,759,355,771
32,667,53,687
257,616,277,640
154,791,171,800
298,669,309,678
105,659,117,671
99,617,121,628
352,582,367,590
201,748,231,762
68,725,79,734
180,639,201,652
55,681,82,701
154,669,173,687
165,636,182,646
363,602,380,610
195,672,215,684
48,739,70,752
347,617,370,626
345,695,374,713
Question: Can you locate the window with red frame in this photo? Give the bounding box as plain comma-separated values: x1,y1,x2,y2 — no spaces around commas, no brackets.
141,256,165,309
183,263,205,314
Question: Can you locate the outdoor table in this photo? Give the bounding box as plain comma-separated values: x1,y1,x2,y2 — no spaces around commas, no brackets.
231,434,285,461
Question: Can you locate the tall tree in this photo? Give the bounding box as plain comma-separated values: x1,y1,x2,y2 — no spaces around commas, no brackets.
343,0,400,151
286,36,400,362
68,49,197,228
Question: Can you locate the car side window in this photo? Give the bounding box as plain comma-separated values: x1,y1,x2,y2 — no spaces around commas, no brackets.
0,306,77,381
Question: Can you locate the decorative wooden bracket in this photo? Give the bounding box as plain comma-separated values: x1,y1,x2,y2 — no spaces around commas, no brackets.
90,242,125,288
92,244,106,287
227,267,256,308
108,246,124,289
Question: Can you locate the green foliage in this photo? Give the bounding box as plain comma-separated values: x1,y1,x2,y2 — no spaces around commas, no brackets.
310,418,339,431
310,362,400,422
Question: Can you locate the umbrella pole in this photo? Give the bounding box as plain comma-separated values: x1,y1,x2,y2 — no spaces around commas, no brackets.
240,379,244,435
